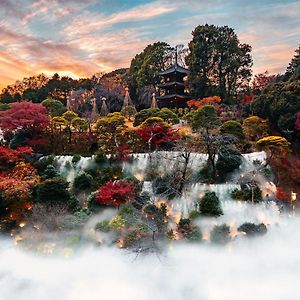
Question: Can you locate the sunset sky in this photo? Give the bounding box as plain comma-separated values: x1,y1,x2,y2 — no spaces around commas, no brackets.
0,0,299,90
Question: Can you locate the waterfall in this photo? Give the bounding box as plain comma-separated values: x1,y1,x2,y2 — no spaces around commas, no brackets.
55,156,95,182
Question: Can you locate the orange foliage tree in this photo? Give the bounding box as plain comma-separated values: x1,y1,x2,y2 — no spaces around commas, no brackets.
187,96,221,110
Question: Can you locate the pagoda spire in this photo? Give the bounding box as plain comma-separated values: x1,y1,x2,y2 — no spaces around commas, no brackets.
90,97,100,122
151,93,158,109
122,87,133,108
99,97,109,117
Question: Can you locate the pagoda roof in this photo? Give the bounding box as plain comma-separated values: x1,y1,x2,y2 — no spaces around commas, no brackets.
157,94,190,101
159,63,189,76
158,81,185,88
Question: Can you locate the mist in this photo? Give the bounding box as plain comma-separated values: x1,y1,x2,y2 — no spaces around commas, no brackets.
1,210,300,300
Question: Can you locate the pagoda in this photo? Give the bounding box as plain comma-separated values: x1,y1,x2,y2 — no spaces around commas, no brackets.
157,62,190,108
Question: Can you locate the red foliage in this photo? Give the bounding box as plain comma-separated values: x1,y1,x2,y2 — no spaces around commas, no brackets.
252,71,276,94
276,187,288,202
0,101,50,132
187,96,221,109
243,95,254,104
95,180,136,207
295,112,300,132
0,146,33,169
115,144,132,161
137,125,180,149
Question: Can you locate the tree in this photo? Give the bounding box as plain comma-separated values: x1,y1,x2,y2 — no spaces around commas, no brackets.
95,180,136,207
137,124,180,151
41,97,67,117
71,117,88,132
251,71,277,95
0,146,32,170
0,162,39,222
220,120,245,140
243,116,268,141
186,24,252,101
199,191,223,216
0,102,50,133
95,112,126,151
210,224,230,244
284,45,300,81
35,176,77,209
192,105,220,179
251,80,300,132
216,146,242,178
256,136,290,166
129,42,173,89
140,117,169,128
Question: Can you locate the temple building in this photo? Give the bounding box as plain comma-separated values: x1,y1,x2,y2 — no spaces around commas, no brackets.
157,63,190,108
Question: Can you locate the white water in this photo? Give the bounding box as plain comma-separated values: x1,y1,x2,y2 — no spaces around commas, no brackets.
55,156,95,182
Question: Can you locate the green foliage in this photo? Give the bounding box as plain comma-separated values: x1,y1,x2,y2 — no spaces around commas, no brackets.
71,117,88,131
72,154,81,164
152,174,179,199
42,164,59,179
73,172,93,191
41,97,66,117
35,176,78,209
251,80,300,131
121,105,137,119
95,220,111,233
61,209,91,230
256,136,290,152
133,108,179,127
238,222,267,237
216,146,242,177
129,42,173,88
210,224,231,244
186,24,252,101
199,192,223,216
220,120,245,140
140,117,169,128
284,45,300,81
189,210,201,220
133,108,160,126
191,105,220,130
231,185,262,203
62,111,78,123
0,103,10,111
243,116,268,141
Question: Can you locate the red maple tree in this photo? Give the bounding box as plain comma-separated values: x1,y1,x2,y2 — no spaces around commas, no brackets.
137,125,180,150
0,101,50,132
95,180,136,207
0,146,33,169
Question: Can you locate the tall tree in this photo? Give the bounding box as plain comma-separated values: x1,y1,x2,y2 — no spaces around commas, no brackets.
284,45,300,81
186,24,253,102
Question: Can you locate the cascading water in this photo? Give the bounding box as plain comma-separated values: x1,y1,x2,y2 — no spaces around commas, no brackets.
55,156,95,182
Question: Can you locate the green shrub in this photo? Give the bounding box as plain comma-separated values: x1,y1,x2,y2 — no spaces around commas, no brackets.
61,209,90,230
231,185,262,203
95,220,111,232
42,164,59,179
72,154,81,165
210,224,230,244
73,172,93,191
35,176,78,210
199,192,223,216
189,210,201,219
216,146,242,178
238,222,267,237
220,120,245,140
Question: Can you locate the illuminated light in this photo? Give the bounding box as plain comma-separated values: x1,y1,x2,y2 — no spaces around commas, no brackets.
202,231,209,241
134,173,144,181
117,239,125,248
291,192,297,202
19,222,26,228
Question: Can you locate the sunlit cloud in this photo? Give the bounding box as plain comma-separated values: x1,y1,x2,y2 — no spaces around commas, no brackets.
0,0,299,90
